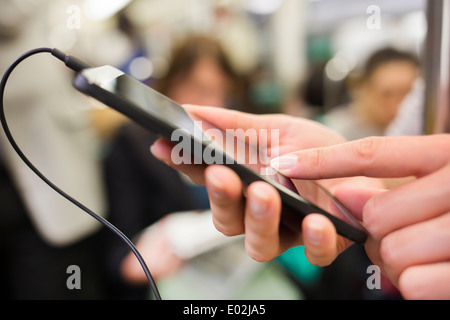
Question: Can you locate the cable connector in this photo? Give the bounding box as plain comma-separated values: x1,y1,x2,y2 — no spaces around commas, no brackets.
51,48,92,72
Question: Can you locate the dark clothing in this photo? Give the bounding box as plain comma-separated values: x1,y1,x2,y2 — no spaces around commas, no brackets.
101,123,205,299
0,161,106,300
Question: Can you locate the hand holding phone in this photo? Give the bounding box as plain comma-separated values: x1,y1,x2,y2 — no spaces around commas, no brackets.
149,108,377,264
73,65,368,250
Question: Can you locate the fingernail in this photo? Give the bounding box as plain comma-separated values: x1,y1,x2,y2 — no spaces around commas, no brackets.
207,171,226,199
270,155,297,174
248,186,269,217
304,221,324,245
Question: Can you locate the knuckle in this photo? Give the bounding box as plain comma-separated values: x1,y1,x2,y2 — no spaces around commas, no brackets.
209,194,231,208
362,196,383,239
304,252,334,267
212,217,242,237
245,245,271,262
310,148,328,171
352,136,381,165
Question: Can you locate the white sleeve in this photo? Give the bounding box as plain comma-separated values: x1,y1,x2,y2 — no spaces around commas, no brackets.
385,78,425,136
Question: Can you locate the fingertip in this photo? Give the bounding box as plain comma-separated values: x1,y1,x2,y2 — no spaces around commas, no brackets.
244,181,282,261
269,154,299,177
205,165,246,236
302,214,339,266
150,139,173,163
205,165,242,199
303,214,336,246
247,181,281,218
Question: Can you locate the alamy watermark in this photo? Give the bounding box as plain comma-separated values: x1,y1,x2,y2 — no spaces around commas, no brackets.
170,121,280,175
66,265,81,290
66,5,82,30
366,264,381,290
367,5,382,30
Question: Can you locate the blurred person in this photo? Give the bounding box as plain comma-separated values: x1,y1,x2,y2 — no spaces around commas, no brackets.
210,1,259,77
282,63,342,120
321,47,420,140
152,35,245,108
0,1,108,299
284,50,420,298
385,78,425,137
101,35,250,299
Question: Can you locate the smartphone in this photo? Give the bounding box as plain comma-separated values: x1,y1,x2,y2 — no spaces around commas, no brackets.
73,65,367,244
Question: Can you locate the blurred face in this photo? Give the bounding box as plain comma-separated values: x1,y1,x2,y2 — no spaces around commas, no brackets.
359,61,418,128
166,57,230,108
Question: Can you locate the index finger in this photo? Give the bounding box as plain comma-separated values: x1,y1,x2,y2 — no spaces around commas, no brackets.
270,135,450,180
185,105,278,132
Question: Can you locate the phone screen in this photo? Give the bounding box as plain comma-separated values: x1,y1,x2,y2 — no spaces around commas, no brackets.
75,66,367,241
81,66,203,140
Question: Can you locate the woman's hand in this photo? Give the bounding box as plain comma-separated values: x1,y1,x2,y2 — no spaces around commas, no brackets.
150,105,380,266
271,135,450,299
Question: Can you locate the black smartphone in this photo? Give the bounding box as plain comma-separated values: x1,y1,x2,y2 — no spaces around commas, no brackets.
73,65,367,244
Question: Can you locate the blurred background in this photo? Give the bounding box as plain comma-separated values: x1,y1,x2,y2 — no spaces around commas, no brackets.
0,0,428,114
0,0,442,300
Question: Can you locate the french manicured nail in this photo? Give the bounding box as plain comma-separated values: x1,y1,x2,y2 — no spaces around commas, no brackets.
304,221,324,245
270,155,298,174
